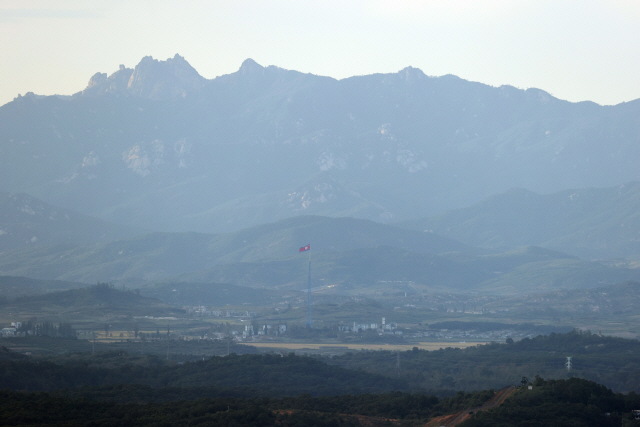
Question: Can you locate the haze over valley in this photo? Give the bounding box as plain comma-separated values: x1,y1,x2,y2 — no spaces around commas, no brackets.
4,27,640,424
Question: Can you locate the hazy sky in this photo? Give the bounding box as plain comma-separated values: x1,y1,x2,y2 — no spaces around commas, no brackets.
2,0,639,107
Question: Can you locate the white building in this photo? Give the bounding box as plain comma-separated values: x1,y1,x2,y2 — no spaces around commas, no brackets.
1,327,17,337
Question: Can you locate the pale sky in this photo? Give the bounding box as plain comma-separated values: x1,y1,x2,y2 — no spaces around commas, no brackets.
1,0,640,107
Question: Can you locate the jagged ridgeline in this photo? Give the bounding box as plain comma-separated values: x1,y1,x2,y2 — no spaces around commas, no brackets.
2,55,640,234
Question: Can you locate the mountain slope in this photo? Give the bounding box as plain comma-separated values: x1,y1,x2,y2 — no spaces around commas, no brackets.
0,216,470,285
0,192,145,252
398,182,640,259
0,214,635,295
2,55,640,233
0,275,86,297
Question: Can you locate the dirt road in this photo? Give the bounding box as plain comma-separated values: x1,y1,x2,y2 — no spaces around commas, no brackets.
425,386,517,427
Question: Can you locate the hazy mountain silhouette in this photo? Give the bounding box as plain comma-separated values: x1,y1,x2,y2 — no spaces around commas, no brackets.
2,55,640,233
0,192,145,252
399,182,640,259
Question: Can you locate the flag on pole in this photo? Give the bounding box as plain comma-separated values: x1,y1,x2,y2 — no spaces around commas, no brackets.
299,244,310,252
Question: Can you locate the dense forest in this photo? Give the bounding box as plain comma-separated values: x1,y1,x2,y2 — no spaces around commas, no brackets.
0,352,409,397
1,378,639,426
0,331,639,425
0,387,495,427
460,377,640,427
327,330,640,392
2,331,640,398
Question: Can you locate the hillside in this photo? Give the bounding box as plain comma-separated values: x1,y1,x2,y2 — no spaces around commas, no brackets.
1,283,176,316
181,245,634,294
0,192,145,252
0,275,86,297
398,182,640,259
141,281,285,306
459,377,639,427
0,352,409,397
484,280,640,318
329,330,640,393
0,215,636,294
0,216,474,286
2,55,640,233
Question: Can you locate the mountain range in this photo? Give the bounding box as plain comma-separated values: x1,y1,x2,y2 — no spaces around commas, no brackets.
3,54,640,233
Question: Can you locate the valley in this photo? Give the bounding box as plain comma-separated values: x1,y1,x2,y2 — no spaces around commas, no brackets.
3,51,640,426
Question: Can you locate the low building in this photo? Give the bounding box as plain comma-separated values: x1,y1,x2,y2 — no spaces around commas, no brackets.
1,327,17,337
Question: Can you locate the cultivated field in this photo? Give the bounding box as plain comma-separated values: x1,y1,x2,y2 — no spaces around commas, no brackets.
242,341,486,352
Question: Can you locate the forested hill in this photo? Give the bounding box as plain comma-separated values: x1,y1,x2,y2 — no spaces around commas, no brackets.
0,352,410,397
328,330,640,393
2,283,177,316
460,377,640,427
2,331,640,397
0,377,638,426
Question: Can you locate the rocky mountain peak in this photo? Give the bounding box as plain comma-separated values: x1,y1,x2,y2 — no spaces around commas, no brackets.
86,72,107,88
126,54,205,100
239,58,264,75
81,54,205,99
398,66,425,82
82,65,133,96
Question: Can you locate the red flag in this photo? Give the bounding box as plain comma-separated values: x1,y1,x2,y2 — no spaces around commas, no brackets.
299,244,310,252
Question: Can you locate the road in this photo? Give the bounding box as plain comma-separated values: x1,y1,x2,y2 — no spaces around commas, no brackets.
425,386,518,427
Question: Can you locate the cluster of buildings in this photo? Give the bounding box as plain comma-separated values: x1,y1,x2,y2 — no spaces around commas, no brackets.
184,306,257,318
0,322,22,337
405,328,533,341
242,324,287,339
338,317,399,333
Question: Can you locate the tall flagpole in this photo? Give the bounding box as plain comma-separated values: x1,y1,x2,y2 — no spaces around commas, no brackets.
306,249,313,328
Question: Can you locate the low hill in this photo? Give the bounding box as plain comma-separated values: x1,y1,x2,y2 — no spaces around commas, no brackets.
0,192,145,252
0,352,409,397
329,330,640,393
141,281,285,306
485,280,640,318
459,377,639,427
474,258,640,295
398,182,640,259
3,283,176,316
0,275,86,298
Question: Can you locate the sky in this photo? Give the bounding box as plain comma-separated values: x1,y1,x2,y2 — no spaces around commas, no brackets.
1,0,639,107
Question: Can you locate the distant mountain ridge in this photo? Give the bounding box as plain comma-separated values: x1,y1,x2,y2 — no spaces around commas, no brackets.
0,214,636,295
398,182,640,259
0,192,145,252
3,55,640,234
0,215,470,285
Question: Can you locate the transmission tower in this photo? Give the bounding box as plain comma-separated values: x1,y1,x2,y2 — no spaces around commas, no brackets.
565,356,572,372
